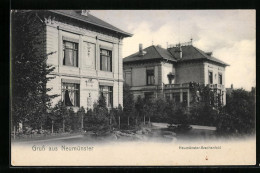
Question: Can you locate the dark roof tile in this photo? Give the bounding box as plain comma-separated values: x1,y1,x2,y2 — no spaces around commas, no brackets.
49,10,132,37
123,45,176,63
124,44,229,66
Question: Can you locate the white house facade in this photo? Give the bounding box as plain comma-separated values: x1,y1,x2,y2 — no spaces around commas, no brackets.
33,10,132,110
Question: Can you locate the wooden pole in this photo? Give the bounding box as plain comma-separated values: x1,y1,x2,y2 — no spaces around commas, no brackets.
63,119,65,133
51,120,54,134
118,116,120,129
81,115,84,129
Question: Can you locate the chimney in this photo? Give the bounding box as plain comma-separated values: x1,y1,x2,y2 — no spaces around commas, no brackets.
139,44,143,54
174,44,182,59
138,43,147,56
81,10,90,16
206,52,212,56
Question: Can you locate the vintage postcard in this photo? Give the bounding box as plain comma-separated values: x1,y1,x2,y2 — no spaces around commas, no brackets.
10,10,256,166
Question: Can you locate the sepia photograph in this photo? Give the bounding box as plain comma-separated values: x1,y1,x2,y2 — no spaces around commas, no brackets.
10,10,256,166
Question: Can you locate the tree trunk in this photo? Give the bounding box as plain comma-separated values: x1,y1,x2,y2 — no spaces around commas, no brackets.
144,115,146,125
135,117,137,125
110,116,112,125
51,120,54,134
127,116,129,126
118,116,120,129
81,115,84,130
63,119,65,133
149,116,151,125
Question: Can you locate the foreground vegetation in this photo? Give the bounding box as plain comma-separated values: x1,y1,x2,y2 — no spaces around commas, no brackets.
12,83,256,139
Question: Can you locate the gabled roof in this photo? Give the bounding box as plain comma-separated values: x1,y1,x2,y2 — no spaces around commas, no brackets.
124,44,229,67
168,45,229,66
49,10,132,37
123,45,176,63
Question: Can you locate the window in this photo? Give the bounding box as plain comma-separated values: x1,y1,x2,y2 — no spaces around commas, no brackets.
165,93,171,100
172,93,180,103
144,92,154,100
183,92,188,106
100,49,112,72
63,41,78,67
208,71,213,84
218,73,222,84
124,72,132,86
99,86,113,108
62,83,80,107
147,69,155,85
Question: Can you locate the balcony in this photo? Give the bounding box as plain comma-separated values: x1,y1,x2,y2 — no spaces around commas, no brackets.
208,84,225,90
164,83,190,89
164,83,225,90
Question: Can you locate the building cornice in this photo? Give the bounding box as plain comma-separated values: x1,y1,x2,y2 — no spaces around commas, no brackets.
49,72,124,82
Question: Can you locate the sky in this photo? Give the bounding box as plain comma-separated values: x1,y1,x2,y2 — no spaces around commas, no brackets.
91,10,256,91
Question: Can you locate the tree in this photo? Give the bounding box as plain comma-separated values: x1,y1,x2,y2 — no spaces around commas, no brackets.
143,98,155,125
218,88,255,135
50,101,69,133
135,96,144,125
189,82,219,126
84,95,110,135
123,84,135,126
77,107,86,131
11,10,57,132
117,104,123,128
152,98,168,123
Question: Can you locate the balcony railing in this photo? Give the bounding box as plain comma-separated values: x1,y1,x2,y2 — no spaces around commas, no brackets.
164,83,225,90
130,83,225,91
208,84,225,90
164,83,190,89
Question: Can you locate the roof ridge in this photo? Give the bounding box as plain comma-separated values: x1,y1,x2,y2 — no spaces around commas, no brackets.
49,10,132,37
193,45,229,66
192,46,208,58
87,13,124,33
152,45,164,58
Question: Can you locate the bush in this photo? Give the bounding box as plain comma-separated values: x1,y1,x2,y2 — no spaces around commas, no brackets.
189,103,218,126
84,107,110,134
216,89,255,135
83,95,110,135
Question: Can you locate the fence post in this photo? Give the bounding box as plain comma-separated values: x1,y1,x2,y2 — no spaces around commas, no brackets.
81,115,84,129
63,120,65,133
51,120,54,134
118,116,120,129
